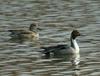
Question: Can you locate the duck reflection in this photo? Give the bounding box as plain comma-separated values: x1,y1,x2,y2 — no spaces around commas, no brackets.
72,69,80,76
42,51,80,66
41,52,80,76
8,37,39,44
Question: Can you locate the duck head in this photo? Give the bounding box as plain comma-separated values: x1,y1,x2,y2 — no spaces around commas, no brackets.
29,23,38,32
71,30,80,39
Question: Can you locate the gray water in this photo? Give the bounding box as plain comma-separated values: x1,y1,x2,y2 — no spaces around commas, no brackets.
0,0,100,76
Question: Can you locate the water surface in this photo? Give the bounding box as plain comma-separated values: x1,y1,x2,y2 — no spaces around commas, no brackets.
0,0,100,76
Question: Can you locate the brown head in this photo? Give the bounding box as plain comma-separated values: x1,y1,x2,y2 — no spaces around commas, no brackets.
71,30,80,39
29,23,38,31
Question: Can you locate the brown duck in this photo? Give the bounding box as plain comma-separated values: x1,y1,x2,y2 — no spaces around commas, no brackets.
8,23,39,39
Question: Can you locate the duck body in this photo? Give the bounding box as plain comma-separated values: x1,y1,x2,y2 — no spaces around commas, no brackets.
41,30,80,55
8,23,39,39
41,41,79,55
9,30,39,39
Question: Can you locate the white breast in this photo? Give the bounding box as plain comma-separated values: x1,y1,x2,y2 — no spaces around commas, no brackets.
72,39,80,54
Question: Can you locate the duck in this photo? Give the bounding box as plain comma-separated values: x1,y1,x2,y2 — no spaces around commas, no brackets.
8,23,39,39
41,30,80,56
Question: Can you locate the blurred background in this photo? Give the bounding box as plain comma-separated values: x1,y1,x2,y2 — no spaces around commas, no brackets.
0,0,100,76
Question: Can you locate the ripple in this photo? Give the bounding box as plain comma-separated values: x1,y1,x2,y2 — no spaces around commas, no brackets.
0,0,100,76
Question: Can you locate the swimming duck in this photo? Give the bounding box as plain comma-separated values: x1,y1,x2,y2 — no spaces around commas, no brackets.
41,30,80,55
8,23,39,39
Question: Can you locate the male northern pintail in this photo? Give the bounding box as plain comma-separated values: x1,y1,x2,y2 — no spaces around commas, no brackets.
41,30,80,55
8,23,39,39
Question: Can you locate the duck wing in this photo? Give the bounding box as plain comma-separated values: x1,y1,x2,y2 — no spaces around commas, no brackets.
41,44,69,54
8,30,32,34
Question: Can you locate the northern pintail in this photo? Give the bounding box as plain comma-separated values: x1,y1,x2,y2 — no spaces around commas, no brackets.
41,30,80,55
8,23,39,39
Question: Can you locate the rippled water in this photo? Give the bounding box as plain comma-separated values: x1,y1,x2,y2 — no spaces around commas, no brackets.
0,0,100,76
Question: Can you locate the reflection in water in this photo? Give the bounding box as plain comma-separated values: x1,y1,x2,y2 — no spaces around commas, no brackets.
11,70,19,76
42,51,80,76
8,37,39,44
0,0,100,75
71,53,80,66
42,51,80,67
72,70,80,76
43,51,80,66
